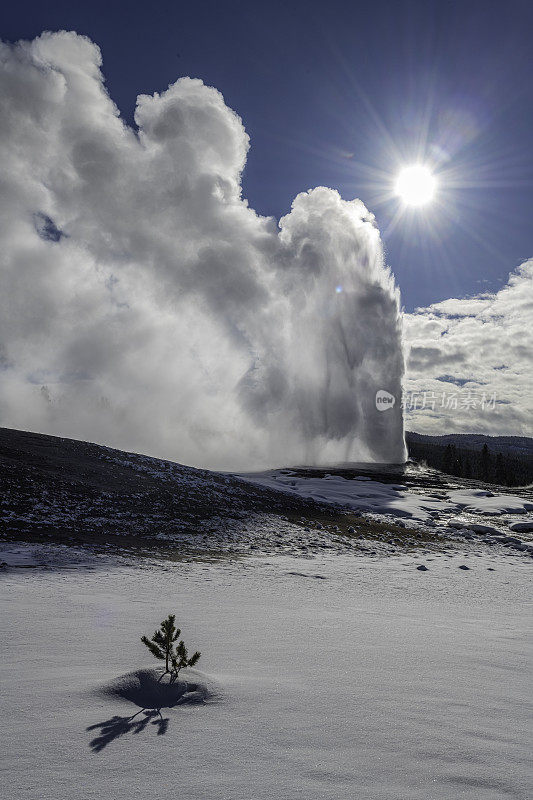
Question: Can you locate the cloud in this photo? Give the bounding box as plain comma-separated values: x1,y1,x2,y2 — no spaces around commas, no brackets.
407,346,467,371
0,31,405,469
403,261,533,436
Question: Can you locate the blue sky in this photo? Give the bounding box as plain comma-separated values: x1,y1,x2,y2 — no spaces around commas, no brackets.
3,0,533,311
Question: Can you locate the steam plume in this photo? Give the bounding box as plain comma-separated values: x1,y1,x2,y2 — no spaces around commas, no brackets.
0,32,405,469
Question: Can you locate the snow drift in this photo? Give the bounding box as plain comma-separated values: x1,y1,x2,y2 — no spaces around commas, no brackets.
0,32,405,469
100,669,211,709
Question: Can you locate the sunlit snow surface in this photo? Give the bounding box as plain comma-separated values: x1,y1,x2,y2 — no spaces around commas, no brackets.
1,551,531,800
241,469,533,522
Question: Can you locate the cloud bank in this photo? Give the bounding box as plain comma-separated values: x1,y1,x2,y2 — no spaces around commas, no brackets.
0,31,405,470
404,261,533,436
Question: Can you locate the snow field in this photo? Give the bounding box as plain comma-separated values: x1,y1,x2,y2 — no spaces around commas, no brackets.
1,551,531,799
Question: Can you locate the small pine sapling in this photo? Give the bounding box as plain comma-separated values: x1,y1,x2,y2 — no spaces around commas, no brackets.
141,614,201,682
170,640,201,679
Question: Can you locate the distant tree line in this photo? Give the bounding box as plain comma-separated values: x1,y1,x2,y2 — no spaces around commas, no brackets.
407,440,533,487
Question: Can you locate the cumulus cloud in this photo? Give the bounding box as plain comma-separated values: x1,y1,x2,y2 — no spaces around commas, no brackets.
0,31,405,469
404,261,533,436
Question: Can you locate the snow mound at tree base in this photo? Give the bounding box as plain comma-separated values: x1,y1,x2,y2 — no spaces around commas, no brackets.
100,668,211,709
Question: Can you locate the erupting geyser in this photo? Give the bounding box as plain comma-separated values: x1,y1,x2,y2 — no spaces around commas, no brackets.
0,32,405,469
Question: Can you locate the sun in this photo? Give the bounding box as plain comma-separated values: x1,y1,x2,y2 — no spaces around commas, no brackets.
395,164,436,207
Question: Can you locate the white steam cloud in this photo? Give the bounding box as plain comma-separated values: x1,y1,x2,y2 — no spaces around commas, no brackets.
0,32,405,469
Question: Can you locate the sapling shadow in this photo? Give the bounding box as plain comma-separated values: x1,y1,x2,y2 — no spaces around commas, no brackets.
87,708,169,752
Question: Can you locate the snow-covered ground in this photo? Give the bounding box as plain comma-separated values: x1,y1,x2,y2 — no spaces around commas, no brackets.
2,430,532,797
239,468,533,560
1,548,531,800
3,427,533,562
242,469,533,523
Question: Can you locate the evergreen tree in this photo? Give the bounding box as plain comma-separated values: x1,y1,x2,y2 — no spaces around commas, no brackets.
447,444,463,476
494,452,506,485
406,434,533,487
480,443,491,482
442,444,454,474
141,614,201,681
